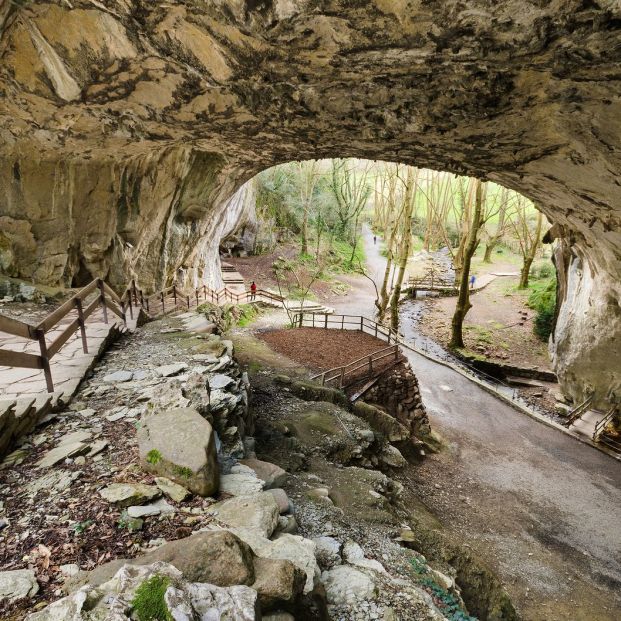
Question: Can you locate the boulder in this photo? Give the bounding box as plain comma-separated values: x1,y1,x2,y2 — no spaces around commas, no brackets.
98,483,161,508
230,529,320,595
182,373,212,417
240,458,289,489
342,541,386,573
67,531,256,591
155,477,191,503
0,569,38,603
252,557,305,612
138,407,219,497
321,565,377,605
212,493,279,538
380,445,407,468
266,488,290,514
312,536,342,569
220,472,265,496
353,401,410,442
31,562,259,621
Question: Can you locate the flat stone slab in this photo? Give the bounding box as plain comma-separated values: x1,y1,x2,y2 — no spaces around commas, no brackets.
103,370,134,383
209,374,235,390
0,568,39,603
36,441,90,468
99,483,161,507
155,477,190,503
155,363,187,377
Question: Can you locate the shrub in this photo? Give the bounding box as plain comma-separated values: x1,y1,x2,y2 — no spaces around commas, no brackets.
527,278,556,341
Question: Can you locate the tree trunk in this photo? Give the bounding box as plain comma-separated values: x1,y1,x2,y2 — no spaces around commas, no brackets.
301,199,309,255
518,212,543,289
450,180,484,349
518,257,534,289
483,243,494,263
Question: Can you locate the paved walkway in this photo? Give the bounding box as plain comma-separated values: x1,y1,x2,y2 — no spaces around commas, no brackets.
0,308,123,401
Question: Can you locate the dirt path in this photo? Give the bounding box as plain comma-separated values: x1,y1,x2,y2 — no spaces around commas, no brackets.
320,229,621,620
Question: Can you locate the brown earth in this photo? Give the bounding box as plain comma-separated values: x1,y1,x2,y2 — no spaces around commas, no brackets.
256,327,393,374
416,274,552,372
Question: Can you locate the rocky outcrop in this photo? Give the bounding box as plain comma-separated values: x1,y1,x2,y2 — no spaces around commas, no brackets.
1,1,620,415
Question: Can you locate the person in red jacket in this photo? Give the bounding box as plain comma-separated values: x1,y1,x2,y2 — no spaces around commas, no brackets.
250,281,257,301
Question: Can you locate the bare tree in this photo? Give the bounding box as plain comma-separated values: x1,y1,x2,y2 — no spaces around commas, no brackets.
297,160,318,256
509,197,544,288
272,257,324,326
331,159,372,246
388,165,419,331
450,179,485,349
483,186,510,263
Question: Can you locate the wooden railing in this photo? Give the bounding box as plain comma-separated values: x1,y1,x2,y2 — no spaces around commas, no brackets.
408,275,457,291
312,344,401,388
593,406,618,442
0,274,286,393
293,312,405,345
0,278,125,392
563,394,594,427
119,280,286,318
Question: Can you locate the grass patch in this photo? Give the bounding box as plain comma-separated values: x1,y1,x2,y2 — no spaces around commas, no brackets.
146,449,162,465
173,465,193,479
131,575,173,621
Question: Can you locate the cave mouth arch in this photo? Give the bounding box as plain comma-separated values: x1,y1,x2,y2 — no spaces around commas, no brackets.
0,2,620,424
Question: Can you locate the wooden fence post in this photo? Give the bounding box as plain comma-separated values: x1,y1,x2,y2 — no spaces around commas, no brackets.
374,322,378,338
394,345,399,360
196,290,199,307
186,295,190,310
341,315,344,330
161,292,165,314
339,366,345,388
387,327,391,344
324,314,328,329
368,355,373,374
36,329,54,393
98,279,109,323
74,298,88,353
172,284,178,308
360,316,363,331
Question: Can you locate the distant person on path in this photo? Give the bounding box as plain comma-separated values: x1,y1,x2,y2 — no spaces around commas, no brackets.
373,235,377,245
250,281,257,300
470,274,476,289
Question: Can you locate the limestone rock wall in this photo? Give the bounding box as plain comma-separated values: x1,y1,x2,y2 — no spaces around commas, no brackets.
364,361,431,441
1,0,620,407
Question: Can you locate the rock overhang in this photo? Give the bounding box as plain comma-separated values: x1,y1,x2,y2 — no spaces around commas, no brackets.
1,0,620,405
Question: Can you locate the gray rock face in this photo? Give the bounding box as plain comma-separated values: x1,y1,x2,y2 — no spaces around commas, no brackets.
138,407,219,497
321,565,377,606
212,493,280,538
28,562,259,621
1,2,619,402
0,568,39,603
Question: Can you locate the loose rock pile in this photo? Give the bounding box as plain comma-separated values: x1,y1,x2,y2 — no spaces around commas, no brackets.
0,312,486,620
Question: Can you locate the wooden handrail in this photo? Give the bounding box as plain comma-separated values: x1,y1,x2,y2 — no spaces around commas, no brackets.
0,277,127,392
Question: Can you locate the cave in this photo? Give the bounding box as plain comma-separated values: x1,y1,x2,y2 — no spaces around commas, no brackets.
0,1,620,410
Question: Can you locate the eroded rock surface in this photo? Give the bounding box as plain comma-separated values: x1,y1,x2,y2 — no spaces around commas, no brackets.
0,2,619,407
